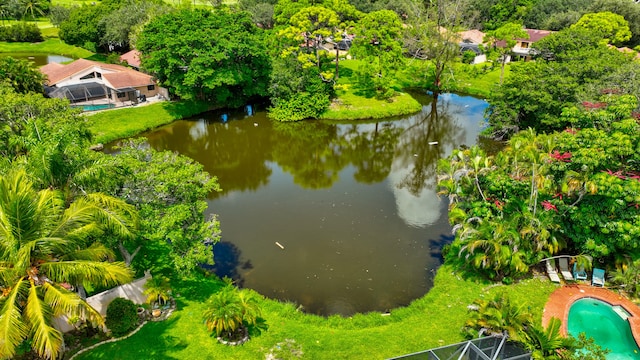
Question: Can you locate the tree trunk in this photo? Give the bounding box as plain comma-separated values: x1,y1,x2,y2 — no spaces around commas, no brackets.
335,46,339,80
118,242,141,266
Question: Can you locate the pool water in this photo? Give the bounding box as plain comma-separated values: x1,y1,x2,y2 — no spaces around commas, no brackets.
72,104,115,111
568,298,640,359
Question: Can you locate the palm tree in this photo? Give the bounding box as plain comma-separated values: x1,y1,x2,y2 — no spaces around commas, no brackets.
464,294,532,342
143,275,171,307
0,170,135,359
523,317,577,359
202,284,264,343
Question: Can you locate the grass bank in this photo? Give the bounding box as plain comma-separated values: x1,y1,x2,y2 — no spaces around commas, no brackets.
320,59,422,120
399,60,507,99
86,101,212,144
0,38,92,58
74,266,556,360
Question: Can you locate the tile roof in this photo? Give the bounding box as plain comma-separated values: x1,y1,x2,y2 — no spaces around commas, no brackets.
40,58,154,89
120,49,141,68
458,29,485,44
524,29,553,43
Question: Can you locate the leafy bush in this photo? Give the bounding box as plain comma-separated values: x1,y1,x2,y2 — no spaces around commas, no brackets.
0,23,43,42
461,50,477,64
105,298,139,337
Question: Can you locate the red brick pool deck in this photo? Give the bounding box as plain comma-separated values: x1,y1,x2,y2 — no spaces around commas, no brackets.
542,285,640,343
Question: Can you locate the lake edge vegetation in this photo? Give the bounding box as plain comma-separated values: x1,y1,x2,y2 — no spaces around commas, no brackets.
1,0,640,358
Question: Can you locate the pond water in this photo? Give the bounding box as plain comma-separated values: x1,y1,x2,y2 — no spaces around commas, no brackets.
0,53,73,66
137,92,492,316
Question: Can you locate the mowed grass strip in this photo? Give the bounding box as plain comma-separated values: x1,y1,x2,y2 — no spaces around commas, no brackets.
320,59,422,120
86,101,212,144
73,266,557,360
0,38,92,58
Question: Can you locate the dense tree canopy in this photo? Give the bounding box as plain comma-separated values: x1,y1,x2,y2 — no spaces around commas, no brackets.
570,11,631,46
486,27,634,137
351,9,403,99
138,8,270,105
0,56,44,94
439,94,640,281
80,142,222,275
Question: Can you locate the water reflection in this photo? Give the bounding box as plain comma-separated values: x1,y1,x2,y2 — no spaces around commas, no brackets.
138,93,491,316
0,53,73,66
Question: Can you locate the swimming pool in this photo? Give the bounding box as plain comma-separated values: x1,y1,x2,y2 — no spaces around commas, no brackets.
568,298,640,359
71,104,115,111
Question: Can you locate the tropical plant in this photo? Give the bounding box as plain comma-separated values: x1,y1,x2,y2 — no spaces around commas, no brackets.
0,56,45,94
610,258,640,298
463,294,532,342
522,317,576,359
202,284,266,342
143,275,171,306
0,170,135,359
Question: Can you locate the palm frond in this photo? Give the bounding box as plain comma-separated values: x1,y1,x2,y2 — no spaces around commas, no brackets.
0,278,29,359
59,243,115,262
84,193,139,239
39,260,133,288
49,200,97,240
24,280,63,360
42,282,103,325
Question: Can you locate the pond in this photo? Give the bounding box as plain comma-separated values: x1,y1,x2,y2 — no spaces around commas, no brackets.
137,92,492,316
0,53,73,66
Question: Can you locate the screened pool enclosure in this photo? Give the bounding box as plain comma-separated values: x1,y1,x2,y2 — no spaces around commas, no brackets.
389,334,531,360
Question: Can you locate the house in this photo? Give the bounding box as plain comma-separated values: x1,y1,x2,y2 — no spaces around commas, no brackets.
40,58,158,106
119,49,141,70
458,29,487,64
509,29,553,61
457,28,553,64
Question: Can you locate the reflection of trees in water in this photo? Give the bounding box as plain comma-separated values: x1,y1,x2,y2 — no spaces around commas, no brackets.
271,121,343,189
272,120,402,189
396,95,467,195
143,96,478,196
339,122,402,184
145,117,274,198
207,241,252,287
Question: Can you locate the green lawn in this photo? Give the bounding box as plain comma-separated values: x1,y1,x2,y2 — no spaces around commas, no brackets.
86,101,213,144
73,266,556,360
0,38,92,58
319,59,422,120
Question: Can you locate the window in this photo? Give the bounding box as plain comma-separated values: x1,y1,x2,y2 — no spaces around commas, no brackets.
117,92,127,98
79,72,95,80
520,42,529,49
147,84,155,91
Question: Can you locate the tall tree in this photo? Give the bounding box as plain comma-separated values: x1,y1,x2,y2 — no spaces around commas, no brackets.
78,141,221,275
138,8,270,105
403,0,464,95
351,9,403,99
0,170,135,359
570,11,631,46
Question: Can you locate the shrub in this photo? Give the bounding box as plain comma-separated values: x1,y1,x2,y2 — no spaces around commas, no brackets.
0,23,43,42
105,298,139,337
462,50,477,64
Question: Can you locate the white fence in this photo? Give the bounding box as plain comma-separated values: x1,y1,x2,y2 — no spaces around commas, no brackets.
53,273,151,333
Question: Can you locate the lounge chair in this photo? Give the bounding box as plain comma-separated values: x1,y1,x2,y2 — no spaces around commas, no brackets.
546,260,561,283
573,263,588,281
592,268,606,287
559,258,574,281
